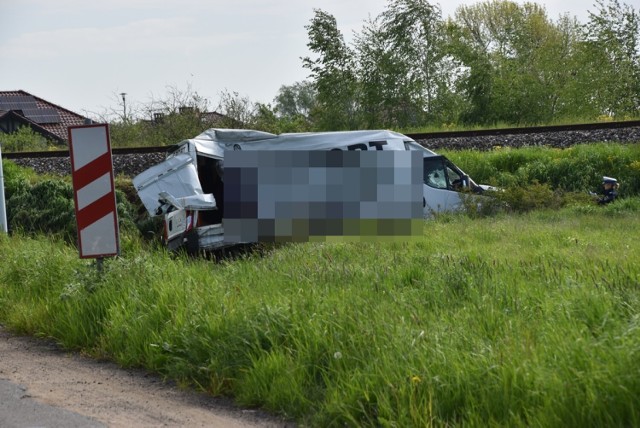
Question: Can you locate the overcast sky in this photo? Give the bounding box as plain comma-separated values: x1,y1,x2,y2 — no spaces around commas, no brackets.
0,0,615,119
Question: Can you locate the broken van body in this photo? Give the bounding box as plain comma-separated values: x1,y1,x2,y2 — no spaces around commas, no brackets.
132,128,490,252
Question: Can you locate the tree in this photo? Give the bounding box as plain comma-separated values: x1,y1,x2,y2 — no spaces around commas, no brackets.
215,89,256,128
106,84,220,147
539,14,587,119
271,80,316,131
352,0,461,128
354,16,397,127
273,80,317,120
250,102,313,134
302,9,359,130
491,2,579,123
580,0,640,117
380,0,447,122
144,84,215,144
446,1,503,124
447,0,585,124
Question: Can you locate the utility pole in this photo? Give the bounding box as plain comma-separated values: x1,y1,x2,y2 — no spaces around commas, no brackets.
120,92,127,122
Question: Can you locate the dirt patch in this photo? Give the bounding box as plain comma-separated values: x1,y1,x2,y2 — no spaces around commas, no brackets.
0,325,292,427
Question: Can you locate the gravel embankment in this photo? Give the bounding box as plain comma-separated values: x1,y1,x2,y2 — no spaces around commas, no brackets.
9,153,166,178
8,127,640,177
418,126,640,151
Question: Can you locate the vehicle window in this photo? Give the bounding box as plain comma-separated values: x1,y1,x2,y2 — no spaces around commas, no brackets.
423,158,447,189
446,161,463,191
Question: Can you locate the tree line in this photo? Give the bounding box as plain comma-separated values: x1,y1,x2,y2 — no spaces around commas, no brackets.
105,0,639,145
292,0,639,131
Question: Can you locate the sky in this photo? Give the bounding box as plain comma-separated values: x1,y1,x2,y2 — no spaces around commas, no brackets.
0,0,615,120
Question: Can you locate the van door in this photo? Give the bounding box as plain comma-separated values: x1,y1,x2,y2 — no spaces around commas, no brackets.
132,153,217,216
422,156,465,215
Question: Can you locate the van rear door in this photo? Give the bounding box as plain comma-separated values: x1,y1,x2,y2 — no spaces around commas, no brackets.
132,153,217,216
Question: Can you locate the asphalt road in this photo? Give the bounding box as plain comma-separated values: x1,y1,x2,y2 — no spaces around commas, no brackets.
0,326,289,428
0,379,105,428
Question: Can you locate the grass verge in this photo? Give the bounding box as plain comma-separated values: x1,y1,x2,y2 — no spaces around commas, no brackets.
1,205,639,426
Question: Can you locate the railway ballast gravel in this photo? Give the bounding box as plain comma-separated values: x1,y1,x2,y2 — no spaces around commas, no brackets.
7,126,640,177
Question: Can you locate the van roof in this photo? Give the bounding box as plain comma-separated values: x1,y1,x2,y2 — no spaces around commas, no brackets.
180,128,434,155
191,128,412,144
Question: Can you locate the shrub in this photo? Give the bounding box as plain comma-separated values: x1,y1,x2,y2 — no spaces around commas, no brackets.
1,160,38,200
7,179,77,241
459,189,507,218
504,182,559,211
445,143,640,197
0,126,59,152
6,177,140,243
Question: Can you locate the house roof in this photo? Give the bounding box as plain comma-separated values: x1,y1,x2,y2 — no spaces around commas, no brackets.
0,90,91,143
0,109,63,142
200,111,227,124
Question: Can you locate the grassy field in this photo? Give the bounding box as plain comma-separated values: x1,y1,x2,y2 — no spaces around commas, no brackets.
1,203,639,426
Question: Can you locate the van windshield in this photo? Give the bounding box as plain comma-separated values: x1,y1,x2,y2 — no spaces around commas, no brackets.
423,157,466,191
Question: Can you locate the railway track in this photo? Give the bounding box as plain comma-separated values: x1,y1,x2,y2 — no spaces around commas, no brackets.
406,119,640,140
4,120,640,177
2,144,176,159
4,120,640,160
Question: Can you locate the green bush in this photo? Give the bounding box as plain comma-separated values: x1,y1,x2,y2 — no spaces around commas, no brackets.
109,108,229,147
0,126,60,152
2,162,151,243
6,177,140,243
7,179,77,241
445,143,640,197
460,183,592,218
1,160,38,200
498,182,562,212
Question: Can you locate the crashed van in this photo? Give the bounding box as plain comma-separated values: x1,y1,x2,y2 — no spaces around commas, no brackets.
133,128,490,252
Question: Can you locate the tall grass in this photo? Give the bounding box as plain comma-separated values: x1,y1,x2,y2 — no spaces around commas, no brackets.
444,143,640,197
1,204,639,426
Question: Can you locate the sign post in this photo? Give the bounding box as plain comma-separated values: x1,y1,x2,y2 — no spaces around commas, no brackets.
0,144,7,233
68,124,120,259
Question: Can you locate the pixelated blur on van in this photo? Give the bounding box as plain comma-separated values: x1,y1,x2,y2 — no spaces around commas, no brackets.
133,129,492,252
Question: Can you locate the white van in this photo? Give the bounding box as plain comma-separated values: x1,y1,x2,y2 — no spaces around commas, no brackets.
133,129,489,252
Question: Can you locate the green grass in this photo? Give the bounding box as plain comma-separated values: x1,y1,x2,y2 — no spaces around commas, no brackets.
1,204,639,426
443,143,640,197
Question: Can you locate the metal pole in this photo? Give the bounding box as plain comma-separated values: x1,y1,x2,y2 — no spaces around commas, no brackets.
120,92,127,122
0,144,8,233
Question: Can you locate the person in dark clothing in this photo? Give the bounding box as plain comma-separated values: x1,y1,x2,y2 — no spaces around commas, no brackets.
597,176,619,205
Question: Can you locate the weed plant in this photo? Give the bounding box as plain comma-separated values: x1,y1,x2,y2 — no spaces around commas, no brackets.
3,163,143,243
1,204,639,426
443,143,640,197
0,126,62,152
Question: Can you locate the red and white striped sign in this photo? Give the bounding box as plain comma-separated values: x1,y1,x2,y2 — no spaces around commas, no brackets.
68,124,120,258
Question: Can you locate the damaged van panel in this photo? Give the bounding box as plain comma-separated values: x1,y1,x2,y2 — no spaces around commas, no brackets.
133,137,226,251
133,128,491,252
134,154,217,215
